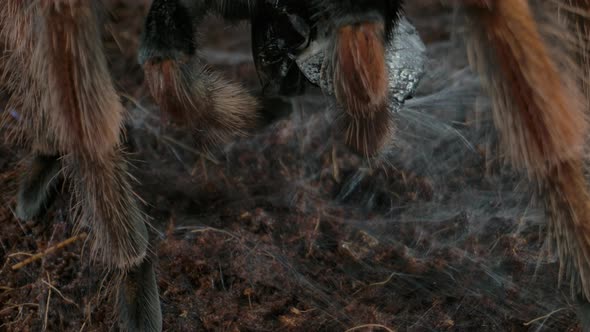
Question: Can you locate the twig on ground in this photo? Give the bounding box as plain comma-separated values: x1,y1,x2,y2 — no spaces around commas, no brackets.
43,273,52,331
0,303,39,314
11,233,88,270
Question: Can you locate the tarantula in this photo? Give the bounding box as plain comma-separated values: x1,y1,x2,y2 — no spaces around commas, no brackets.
1,1,161,330
2,0,590,330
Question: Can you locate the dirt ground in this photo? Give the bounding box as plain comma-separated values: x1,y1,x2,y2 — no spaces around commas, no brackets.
0,1,584,331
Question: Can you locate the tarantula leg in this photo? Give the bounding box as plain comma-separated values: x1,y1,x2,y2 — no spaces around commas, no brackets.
576,294,590,332
64,151,149,269
32,0,150,270
461,0,587,176
557,3,590,321
312,0,403,157
117,254,162,332
1,2,63,220
16,153,62,220
459,0,590,301
2,0,162,329
333,20,390,157
139,0,259,154
543,160,590,296
36,1,124,159
142,56,259,154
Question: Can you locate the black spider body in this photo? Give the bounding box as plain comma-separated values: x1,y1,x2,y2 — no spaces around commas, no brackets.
251,1,313,96
250,0,405,97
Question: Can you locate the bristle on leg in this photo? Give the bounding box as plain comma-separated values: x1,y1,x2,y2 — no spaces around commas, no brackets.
65,150,149,271
460,0,590,303
544,160,590,300
337,104,393,158
333,22,392,157
462,0,587,177
35,0,124,159
143,57,259,154
32,0,150,271
0,1,47,149
116,254,162,332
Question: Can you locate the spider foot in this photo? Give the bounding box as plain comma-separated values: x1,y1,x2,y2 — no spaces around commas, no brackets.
117,255,162,332
16,153,62,220
576,294,590,332
66,152,149,270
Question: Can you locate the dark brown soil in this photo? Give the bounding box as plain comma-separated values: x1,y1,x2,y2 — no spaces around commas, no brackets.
0,1,582,331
